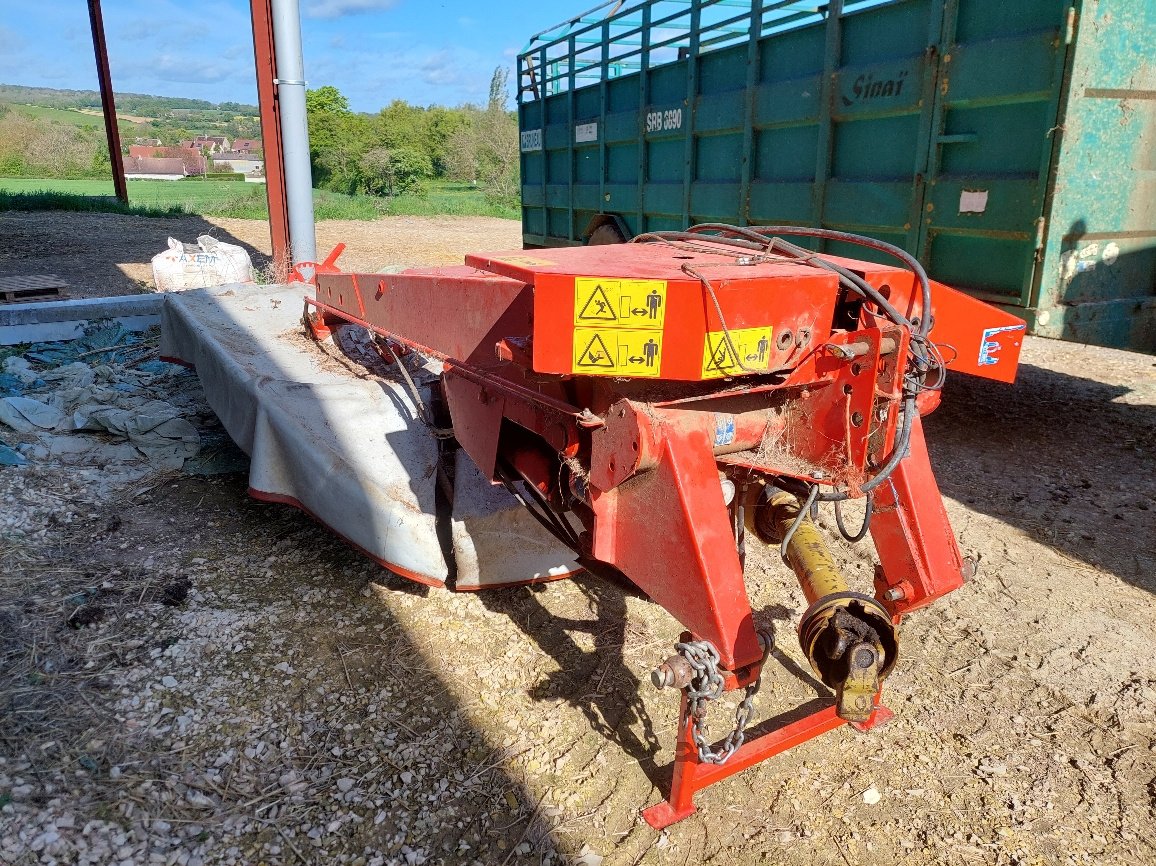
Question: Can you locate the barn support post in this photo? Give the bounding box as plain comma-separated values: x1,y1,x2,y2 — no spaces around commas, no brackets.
269,0,317,267
250,0,292,273
86,0,127,205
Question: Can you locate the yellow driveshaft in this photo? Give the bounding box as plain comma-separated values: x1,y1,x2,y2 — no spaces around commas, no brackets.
756,490,898,722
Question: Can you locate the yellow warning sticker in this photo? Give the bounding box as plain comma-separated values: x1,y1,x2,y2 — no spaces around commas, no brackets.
489,254,557,267
701,326,773,379
574,278,667,329
572,328,663,377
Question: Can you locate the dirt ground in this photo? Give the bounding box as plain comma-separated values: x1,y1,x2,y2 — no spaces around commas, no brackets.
0,212,523,298
1,213,1155,866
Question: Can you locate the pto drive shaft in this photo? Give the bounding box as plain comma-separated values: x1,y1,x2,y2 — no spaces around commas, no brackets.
756,491,898,722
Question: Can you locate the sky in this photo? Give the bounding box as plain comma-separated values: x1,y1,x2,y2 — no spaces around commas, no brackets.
0,0,575,112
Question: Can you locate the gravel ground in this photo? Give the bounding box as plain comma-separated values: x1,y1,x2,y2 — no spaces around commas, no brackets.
1,213,1154,865
0,212,522,298
1,331,1153,866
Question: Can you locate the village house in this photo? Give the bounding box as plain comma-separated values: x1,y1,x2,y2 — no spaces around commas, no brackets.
211,152,264,175
231,138,262,155
127,145,206,175
178,135,232,154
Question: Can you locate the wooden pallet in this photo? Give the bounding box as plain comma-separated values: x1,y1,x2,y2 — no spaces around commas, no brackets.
0,275,70,303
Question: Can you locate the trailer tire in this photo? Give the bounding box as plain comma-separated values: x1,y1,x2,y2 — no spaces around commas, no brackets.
586,224,626,245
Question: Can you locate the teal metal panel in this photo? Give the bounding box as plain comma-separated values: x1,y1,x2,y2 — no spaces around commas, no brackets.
607,143,640,183
754,127,818,180
544,184,571,206
824,181,912,228
643,182,683,215
644,214,685,233
753,76,821,126
690,181,741,217
696,91,746,133
695,133,743,181
646,138,684,182
1032,0,1156,351
546,150,568,183
521,183,544,207
916,0,1069,310
698,43,747,92
603,183,640,213
748,181,813,222
604,111,638,142
575,147,600,184
573,183,601,210
607,77,640,113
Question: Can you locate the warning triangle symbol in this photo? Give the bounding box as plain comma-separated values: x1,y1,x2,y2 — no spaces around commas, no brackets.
576,333,615,368
707,336,735,372
577,284,618,322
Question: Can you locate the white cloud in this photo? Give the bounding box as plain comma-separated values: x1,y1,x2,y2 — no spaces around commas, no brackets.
306,41,497,111
146,53,240,85
420,51,469,87
305,0,400,19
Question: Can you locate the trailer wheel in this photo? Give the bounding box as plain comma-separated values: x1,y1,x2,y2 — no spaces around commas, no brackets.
586,224,626,245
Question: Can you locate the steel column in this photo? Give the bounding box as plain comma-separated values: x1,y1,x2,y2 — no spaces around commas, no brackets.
86,0,127,205
270,0,317,266
250,0,291,275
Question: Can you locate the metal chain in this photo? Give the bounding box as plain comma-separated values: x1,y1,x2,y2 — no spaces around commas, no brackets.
675,633,771,765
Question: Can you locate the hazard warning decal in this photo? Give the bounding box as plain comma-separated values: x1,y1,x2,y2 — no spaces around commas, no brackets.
701,326,773,379
572,328,663,377
574,278,667,329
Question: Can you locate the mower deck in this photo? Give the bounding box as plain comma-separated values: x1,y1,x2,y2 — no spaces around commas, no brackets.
159,282,580,589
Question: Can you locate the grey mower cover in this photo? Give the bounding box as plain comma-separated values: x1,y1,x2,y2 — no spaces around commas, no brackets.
160,282,581,589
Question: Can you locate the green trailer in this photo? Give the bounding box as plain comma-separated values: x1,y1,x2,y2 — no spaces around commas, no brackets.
517,0,1155,351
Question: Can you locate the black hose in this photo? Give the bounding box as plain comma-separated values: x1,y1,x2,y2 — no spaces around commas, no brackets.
632,223,935,503
817,395,915,503
716,223,934,342
631,228,914,339
496,460,582,552
506,460,582,549
835,493,874,542
378,340,455,439
780,483,820,565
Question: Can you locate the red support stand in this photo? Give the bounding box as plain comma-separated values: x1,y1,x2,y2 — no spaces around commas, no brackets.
641,694,893,830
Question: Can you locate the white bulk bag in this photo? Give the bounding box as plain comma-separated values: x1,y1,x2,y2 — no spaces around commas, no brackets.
152,235,255,292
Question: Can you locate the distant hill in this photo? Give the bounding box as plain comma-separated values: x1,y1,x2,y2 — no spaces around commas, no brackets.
0,84,262,156
0,84,258,118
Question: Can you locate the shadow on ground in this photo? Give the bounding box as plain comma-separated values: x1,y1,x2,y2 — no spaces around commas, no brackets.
926,358,1156,594
478,575,665,785
0,211,271,298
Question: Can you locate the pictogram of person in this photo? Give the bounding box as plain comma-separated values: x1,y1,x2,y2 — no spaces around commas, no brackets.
757,334,769,362
643,338,659,367
646,288,663,319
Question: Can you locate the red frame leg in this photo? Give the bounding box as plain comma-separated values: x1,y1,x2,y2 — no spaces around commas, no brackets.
642,693,892,830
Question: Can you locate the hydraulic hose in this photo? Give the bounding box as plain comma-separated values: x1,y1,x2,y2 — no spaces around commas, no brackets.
632,224,936,502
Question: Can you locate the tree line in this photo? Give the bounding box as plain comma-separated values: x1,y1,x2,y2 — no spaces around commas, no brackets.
0,71,521,206
306,67,519,205
0,85,258,118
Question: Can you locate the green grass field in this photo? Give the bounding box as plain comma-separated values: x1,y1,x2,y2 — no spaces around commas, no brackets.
0,177,518,221
5,104,110,128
